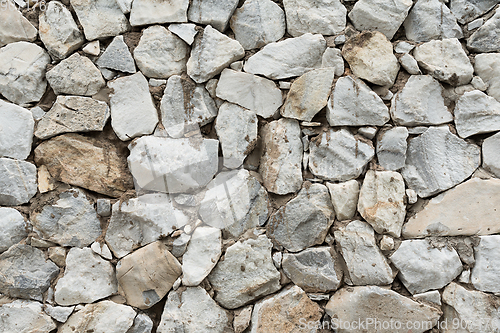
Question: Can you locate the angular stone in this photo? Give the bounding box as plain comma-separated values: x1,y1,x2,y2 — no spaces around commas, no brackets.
309,129,375,181
234,306,252,333
244,33,326,80
129,0,188,26
230,0,285,50
401,126,480,197
116,241,181,309
327,76,390,126
0,158,37,206
168,23,198,45
91,242,112,260
106,194,189,258
350,0,412,40
259,118,302,194
0,208,28,253
97,36,136,74
390,239,462,294
34,134,133,197
413,38,474,86
475,53,500,102
35,96,109,139
187,26,245,83
0,244,59,300
321,47,344,76
0,2,37,46
326,180,359,221
70,0,129,41
451,0,499,24
334,221,394,285
208,235,281,309
455,90,500,138
127,135,219,193
134,26,189,79
250,285,323,333
376,127,408,171
325,286,442,333
283,0,347,37
0,300,56,333
55,247,117,306
215,103,258,168
127,313,153,333
0,42,50,105
0,100,34,160
83,40,100,56
267,184,334,252
395,41,415,54
46,53,105,96
216,68,282,118
39,1,84,60
483,132,500,177
44,304,74,323
342,31,399,87
188,0,239,32
470,236,500,293
404,0,463,42
399,53,422,75
390,75,452,126
281,68,334,121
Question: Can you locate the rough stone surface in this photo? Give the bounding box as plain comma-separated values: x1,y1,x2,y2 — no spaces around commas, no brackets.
0,100,34,160
0,2,37,47
326,180,359,221
321,47,344,76
168,23,198,45
399,53,422,75
0,208,28,253
451,0,499,24
129,0,189,26
467,9,500,53
454,90,500,138
376,127,408,171
44,304,74,323
474,53,500,102
483,132,500,177
97,36,136,74
0,158,37,206
127,313,153,333
0,300,56,333
188,0,239,32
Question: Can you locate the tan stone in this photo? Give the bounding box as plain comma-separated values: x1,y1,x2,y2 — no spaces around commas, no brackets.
37,165,55,194
234,305,253,333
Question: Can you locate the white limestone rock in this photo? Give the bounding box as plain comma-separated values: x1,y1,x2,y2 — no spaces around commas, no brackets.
0,42,50,105
127,313,153,333
259,118,303,194
134,25,189,79
0,300,56,333
105,194,189,258
44,304,74,323
230,0,286,50
130,0,189,26
116,0,133,14
413,290,441,306
401,126,481,197
471,236,500,293
309,129,375,182
97,36,136,74
187,26,245,83
468,9,500,53
55,247,117,306
334,221,395,286
399,53,422,75
108,72,159,141
0,1,37,46
376,127,409,171
281,68,334,121
326,180,359,221
83,40,100,56
475,53,500,102
349,0,413,40
216,68,282,118
321,47,344,76
455,90,500,138
395,41,415,54
450,0,499,24
168,23,198,45
390,75,452,126
0,100,34,160
283,0,347,37
327,76,390,126
91,242,112,260
188,0,239,32
483,132,500,177
413,38,474,86
390,239,463,294
0,158,37,206
0,208,28,253
244,33,327,80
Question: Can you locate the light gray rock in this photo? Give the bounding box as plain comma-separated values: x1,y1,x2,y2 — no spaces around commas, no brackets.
483,132,500,177
0,1,37,46
267,184,334,252
96,199,111,217
215,103,258,168
199,169,270,238
451,0,499,24
321,47,344,76
404,0,463,42
455,90,500,138
327,76,390,126
475,53,500,102
357,126,378,139
281,68,334,121
91,242,112,260
208,235,281,309
413,38,474,86
168,23,198,45
35,96,109,139
108,72,159,141
0,300,56,333
216,68,282,118
127,313,153,333
234,305,252,333
106,194,189,258
471,236,500,293
54,247,117,306
334,221,394,286
376,127,409,171
0,158,37,206
349,0,413,40
0,244,59,300
283,0,347,37
127,136,219,193
413,290,441,306
244,33,327,80
0,208,28,253
97,36,136,74
390,239,462,294
44,304,74,323
129,0,188,26
116,0,133,14
46,53,105,96
134,26,189,79
0,42,50,105
188,0,239,32
230,0,285,50
390,75,452,126
471,76,488,91
171,233,190,257
187,25,245,83
401,126,481,197
282,247,343,292
83,40,100,56
0,100,34,160
161,74,217,138
30,106,46,121
259,118,303,194
468,9,500,53
309,129,375,181
326,180,359,221
395,41,415,54
70,0,129,41
399,53,422,75
468,18,485,30
342,31,400,87
157,287,230,333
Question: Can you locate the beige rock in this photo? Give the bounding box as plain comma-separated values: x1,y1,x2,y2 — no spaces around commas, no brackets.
37,165,55,194
234,305,253,333
0,2,37,46
326,180,359,221
48,247,66,267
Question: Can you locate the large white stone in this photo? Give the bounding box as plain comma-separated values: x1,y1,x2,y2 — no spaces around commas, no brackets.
468,9,500,53
97,36,136,74
188,0,239,32
0,208,28,253
0,100,34,160
0,158,37,206
475,53,500,103
0,300,56,333
130,0,189,26
326,180,359,221
471,236,500,293
483,132,500,177
376,127,408,171
0,1,37,46
454,90,500,138
451,0,499,24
